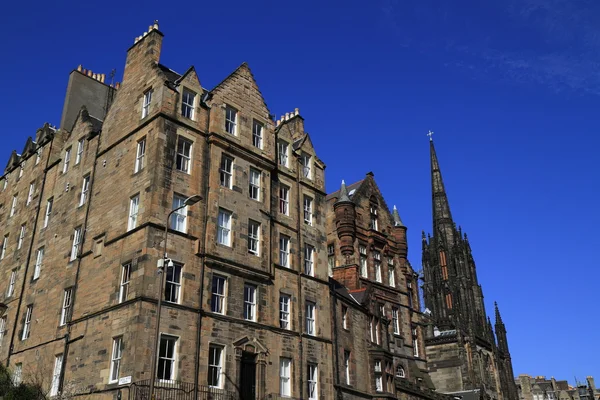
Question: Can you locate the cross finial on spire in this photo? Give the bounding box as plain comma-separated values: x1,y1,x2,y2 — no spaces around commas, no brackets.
427,130,434,141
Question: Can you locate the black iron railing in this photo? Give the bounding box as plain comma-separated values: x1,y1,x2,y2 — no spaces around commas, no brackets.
129,380,237,400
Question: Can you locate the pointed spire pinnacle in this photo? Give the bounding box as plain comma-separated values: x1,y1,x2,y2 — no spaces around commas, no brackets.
430,139,454,235
335,179,351,204
392,205,405,227
494,301,504,325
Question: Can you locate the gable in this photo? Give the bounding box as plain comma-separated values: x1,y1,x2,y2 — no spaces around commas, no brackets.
351,175,395,229
210,63,270,116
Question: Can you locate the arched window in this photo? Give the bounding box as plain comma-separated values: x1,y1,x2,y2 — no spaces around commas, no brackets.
396,365,405,378
445,293,453,309
439,250,448,280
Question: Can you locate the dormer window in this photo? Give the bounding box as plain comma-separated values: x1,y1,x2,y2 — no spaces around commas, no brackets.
278,140,289,167
301,152,312,179
225,105,237,135
252,120,263,149
181,89,196,119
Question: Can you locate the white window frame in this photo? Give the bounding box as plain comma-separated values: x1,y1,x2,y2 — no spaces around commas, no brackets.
388,259,396,287
79,175,90,206
217,209,232,246
1,235,8,260
165,262,182,304
375,360,383,392
27,182,34,205
128,195,139,231
170,194,188,233
2,176,8,191
22,305,32,340
303,195,313,225
33,247,44,280
10,195,17,217
247,220,260,256
18,164,24,179
344,351,351,385
119,263,131,303
181,89,196,120
342,305,348,329
44,198,53,228
279,235,290,268
279,358,292,396
0,316,6,346
413,327,419,357
225,105,237,135
135,138,146,173
17,224,25,250
219,154,233,189
374,251,382,283
304,245,314,276
50,354,63,396
211,275,226,314
252,120,263,149
307,363,318,400
279,294,291,329
243,284,257,322
157,335,177,381
359,245,368,278
370,206,378,231
306,301,316,336
109,336,123,383
327,244,335,276
278,140,289,167
36,148,42,165
249,168,261,201
175,136,192,174
60,288,73,326
70,226,82,261
279,184,289,215
396,365,405,378
301,152,312,179
63,147,71,173
208,344,224,388
7,269,16,297
75,138,84,165
392,308,400,335
142,89,153,118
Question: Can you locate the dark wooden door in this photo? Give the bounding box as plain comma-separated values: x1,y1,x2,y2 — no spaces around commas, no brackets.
240,352,256,400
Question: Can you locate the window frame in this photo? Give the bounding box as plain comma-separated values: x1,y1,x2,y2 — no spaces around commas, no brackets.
165,262,183,304
142,89,153,119
79,175,90,206
109,336,124,383
27,182,34,205
175,136,193,174
344,351,351,385
279,235,290,268
43,198,53,228
342,305,348,329
70,226,82,261
1,235,8,260
279,294,291,329
181,89,196,120
135,138,146,173
170,194,188,233
359,245,368,278
243,284,257,322
10,195,17,217
279,357,292,396
304,245,315,276
22,305,32,340
225,105,237,135
75,138,84,165
412,327,419,358
17,224,25,250
303,195,313,225
388,258,396,287
301,152,312,179
208,344,224,388
119,263,131,303
157,334,178,382
60,287,73,326
63,147,71,173
50,354,63,396
374,251,382,283
305,301,316,336
210,275,226,314
307,363,318,400
252,119,263,149
219,154,233,189
0,315,6,347
279,184,289,215
7,269,16,297
278,140,289,167
33,247,44,280
247,220,260,256
217,209,232,246
392,307,400,335
128,194,140,231
248,168,261,201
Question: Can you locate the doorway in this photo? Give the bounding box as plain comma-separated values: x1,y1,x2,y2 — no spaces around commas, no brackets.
239,352,256,400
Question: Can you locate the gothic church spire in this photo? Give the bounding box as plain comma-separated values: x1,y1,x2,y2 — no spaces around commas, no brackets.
430,138,454,241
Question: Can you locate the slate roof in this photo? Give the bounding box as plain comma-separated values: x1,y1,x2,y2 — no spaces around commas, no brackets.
326,179,364,202
158,63,181,82
330,279,361,305
445,389,481,400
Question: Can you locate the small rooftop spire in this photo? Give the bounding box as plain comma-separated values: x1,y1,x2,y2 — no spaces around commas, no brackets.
494,301,504,325
335,180,351,204
392,205,405,227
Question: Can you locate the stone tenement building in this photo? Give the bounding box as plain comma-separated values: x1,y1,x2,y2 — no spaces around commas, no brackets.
421,139,518,400
516,375,599,400
0,22,457,400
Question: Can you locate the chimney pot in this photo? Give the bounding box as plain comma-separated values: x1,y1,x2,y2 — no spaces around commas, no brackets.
100,74,105,83
77,65,82,72
276,120,281,127
87,70,93,77
295,108,299,115
154,20,159,30
149,25,153,32
285,112,290,120
115,82,121,89
92,73,97,80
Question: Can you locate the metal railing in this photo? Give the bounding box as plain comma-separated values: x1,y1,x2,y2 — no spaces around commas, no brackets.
130,380,237,400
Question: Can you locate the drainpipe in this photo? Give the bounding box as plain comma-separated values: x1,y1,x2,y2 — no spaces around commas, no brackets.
294,146,304,399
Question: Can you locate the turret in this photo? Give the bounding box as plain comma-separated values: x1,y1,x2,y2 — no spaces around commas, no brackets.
334,180,356,262
392,205,407,258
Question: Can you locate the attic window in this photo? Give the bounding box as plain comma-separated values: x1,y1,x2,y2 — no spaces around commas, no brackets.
370,198,378,231
225,105,237,135
181,89,196,120
301,152,312,179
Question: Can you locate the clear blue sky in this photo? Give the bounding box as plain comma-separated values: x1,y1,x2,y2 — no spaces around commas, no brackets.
2,0,598,385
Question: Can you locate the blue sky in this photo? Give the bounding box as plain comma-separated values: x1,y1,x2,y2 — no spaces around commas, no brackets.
2,0,598,385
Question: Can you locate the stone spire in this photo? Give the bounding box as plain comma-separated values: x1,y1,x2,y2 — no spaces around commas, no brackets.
430,138,455,242
335,179,351,204
494,301,509,354
392,205,405,227
494,301,503,325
